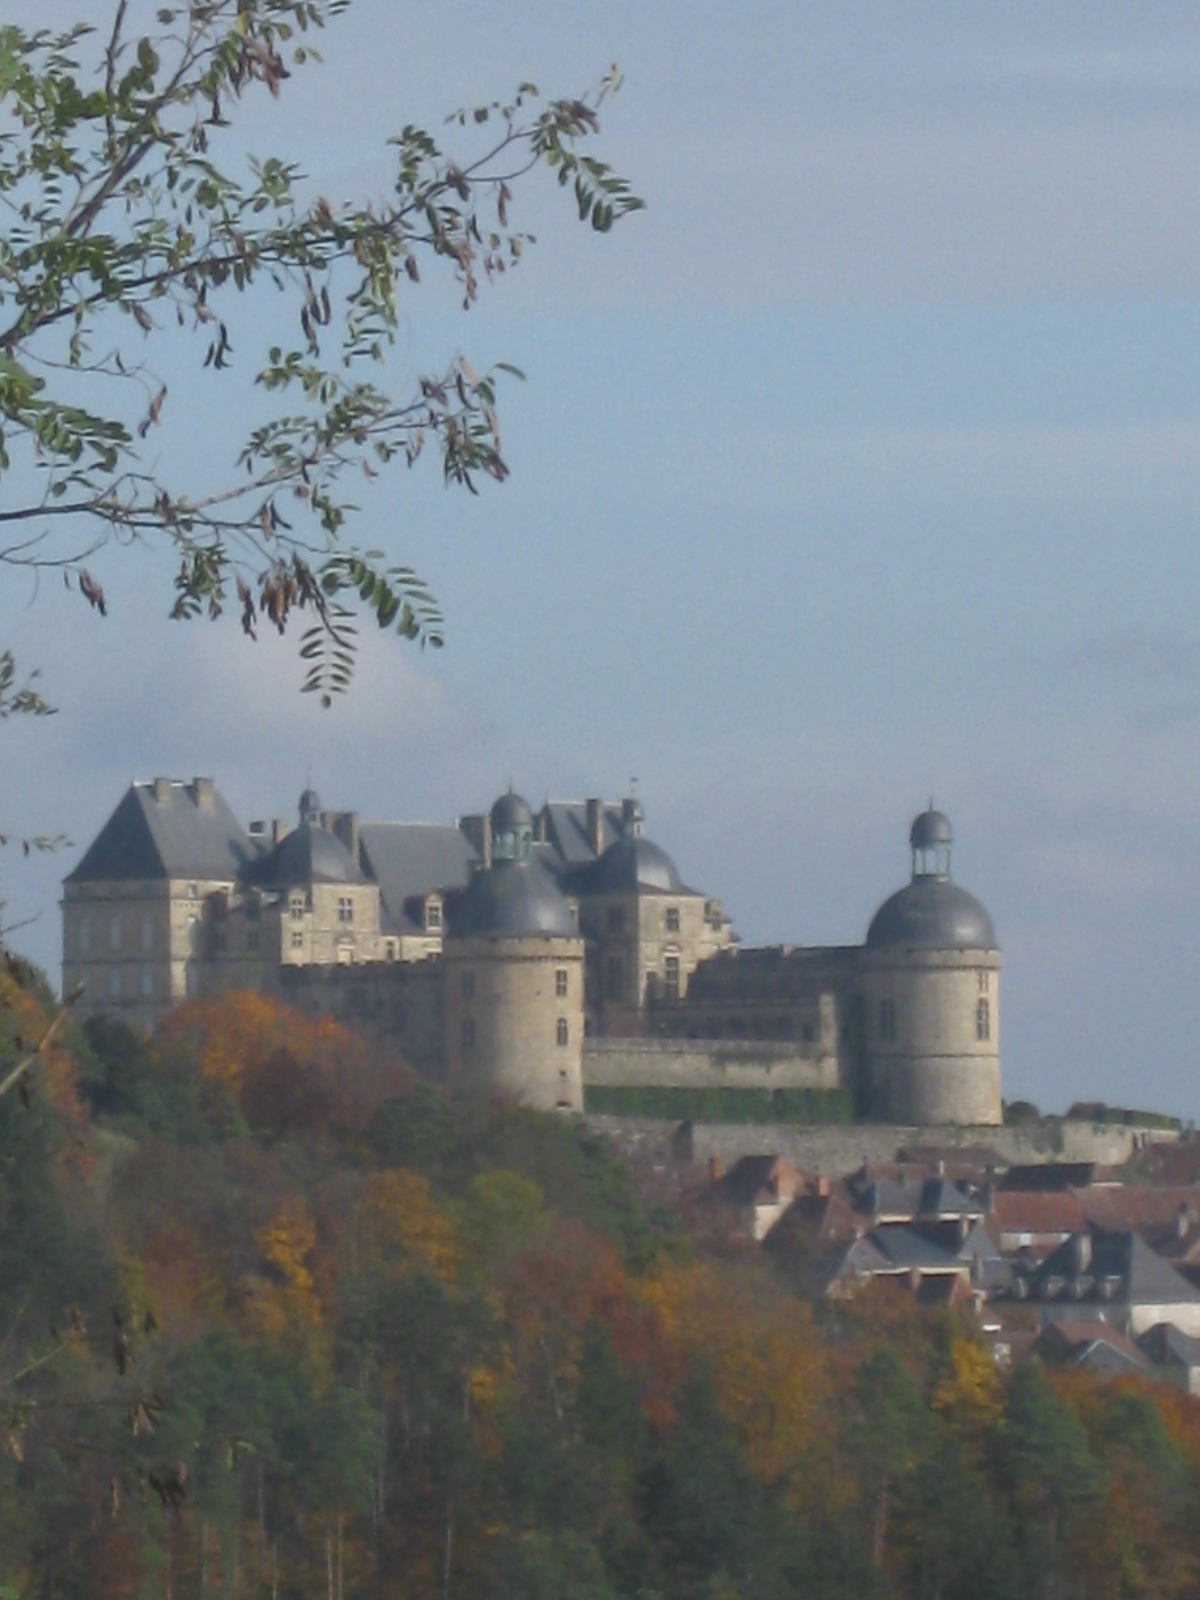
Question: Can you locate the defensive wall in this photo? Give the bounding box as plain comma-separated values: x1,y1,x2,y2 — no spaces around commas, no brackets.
582,1038,840,1092
584,1114,1179,1175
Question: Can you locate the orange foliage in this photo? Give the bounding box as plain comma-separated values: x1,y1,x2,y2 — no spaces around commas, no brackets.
140,1228,229,1336
155,991,410,1133
0,968,88,1133
252,1195,322,1343
642,1259,831,1489
356,1169,460,1284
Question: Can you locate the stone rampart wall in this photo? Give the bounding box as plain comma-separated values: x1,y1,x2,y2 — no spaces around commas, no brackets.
582,1038,840,1092
583,1114,1177,1176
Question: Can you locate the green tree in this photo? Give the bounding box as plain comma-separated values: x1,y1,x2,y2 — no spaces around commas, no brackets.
0,1,641,699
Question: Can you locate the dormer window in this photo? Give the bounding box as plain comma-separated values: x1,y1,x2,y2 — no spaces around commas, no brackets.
426,899,443,931
338,896,354,924
290,894,305,921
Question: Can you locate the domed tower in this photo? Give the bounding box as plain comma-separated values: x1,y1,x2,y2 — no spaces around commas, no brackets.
443,792,585,1112
861,807,1001,1125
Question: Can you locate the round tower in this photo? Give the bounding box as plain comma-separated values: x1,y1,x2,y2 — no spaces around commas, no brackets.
861,806,1001,1125
443,792,585,1112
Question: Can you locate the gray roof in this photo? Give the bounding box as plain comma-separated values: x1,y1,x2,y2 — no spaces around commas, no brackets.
359,823,478,930
255,824,364,889
911,807,953,849
869,1223,969,1273
447,857,577,940
65,780,257,885
539,800,625,865
1030,1230,1200,1309
588,834,688,895
1138,1322,1200,1369
491,791,533,833
866,877,997,949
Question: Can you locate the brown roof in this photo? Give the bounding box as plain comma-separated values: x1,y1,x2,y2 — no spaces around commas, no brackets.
1034,1320,1148,1369
1078,1186,1200,1233
991,1192,1086,1236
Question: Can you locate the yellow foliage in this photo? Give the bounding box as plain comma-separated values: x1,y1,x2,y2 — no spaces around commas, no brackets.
356,1169,460,1284
253,1195,321,1342
642,1261,830,1491
933,1336,1003,1434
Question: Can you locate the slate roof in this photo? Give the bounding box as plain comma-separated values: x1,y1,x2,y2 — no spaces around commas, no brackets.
538,800,625,865
714,1155,804,1208
254,824,364,889
65,780,257,885
1026,1230,1200,1310
359,823,478,931
1138,1321,1200,1370
1035,1320,1151,1375
991,1192,1086,1238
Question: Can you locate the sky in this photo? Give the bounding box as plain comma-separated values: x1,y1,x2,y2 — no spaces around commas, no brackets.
4,1,1200,1117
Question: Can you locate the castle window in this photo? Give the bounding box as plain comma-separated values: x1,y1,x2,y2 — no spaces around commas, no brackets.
666,907,680,933
291,929,304,950
606,957,623,1003
79,918,91,955
978,971,989,994
556,1018,569,1047
109,916,121,953
461,970,475,999
139,966,154,998
107,967,121,1000
247,931,260,953
187,883,197,900
426,900,442,931
462,1016,476,1051
664,954,681,1001
338,896,354,924
290,894,305,921
141,915,154,953
879,999,896,1043
605,907,625,935
555,968,568,998
976,999,991,1041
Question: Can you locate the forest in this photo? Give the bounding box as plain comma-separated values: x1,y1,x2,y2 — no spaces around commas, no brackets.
3,962,1200,1600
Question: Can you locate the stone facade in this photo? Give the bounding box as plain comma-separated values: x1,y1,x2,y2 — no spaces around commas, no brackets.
62,783,1004,1126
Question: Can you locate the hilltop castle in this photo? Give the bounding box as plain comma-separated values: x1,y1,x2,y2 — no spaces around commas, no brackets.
61,780,1002,1125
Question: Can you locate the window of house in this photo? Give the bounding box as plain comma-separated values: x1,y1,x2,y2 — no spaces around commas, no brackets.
461,970,475,999
555,968,568,998
338,896,354,924
291,929,304,950
605,907,625,935
976,999,991,1042
664,954,681,1001
461,1016,476,1051
666,907,680,933
556,1018,569,1047
426,900,442,930
290,894,305,921
606,957,623,1003
879,998,896,1043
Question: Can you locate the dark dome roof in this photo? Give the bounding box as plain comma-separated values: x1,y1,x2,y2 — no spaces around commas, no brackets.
450,858,576,939
490,791,533,834
258,824,364,888
910,807,953,850
867,877,997,950
593,834,683,894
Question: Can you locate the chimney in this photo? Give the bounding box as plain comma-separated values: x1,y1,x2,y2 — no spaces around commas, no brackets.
152,776,172,804
271,818,290,846
459,812,492,869
586,798,604,855
192,777,215,812
1071,1232,1093,1274
815,1174,830,1198
534,806,548,844
708,1156,724,1184
334,811,361,865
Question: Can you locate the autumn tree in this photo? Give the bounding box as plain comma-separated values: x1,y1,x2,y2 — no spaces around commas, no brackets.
0,1,641,699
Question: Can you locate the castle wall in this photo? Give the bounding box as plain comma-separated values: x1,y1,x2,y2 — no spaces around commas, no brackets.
275,960,444,1073
583,1038,840,1092
444,936,585,1112
585,1114,1179,1177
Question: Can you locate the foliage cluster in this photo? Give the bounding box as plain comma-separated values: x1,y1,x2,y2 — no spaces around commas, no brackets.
4,978,1200,1599
584,1084,854,1125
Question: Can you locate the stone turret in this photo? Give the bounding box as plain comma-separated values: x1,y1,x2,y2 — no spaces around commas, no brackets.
861,806,1001,1125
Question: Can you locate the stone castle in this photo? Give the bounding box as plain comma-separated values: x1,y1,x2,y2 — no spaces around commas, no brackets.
61,779,1002,1125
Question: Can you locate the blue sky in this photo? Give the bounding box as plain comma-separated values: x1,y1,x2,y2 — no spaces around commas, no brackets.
5,2,1200,1117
